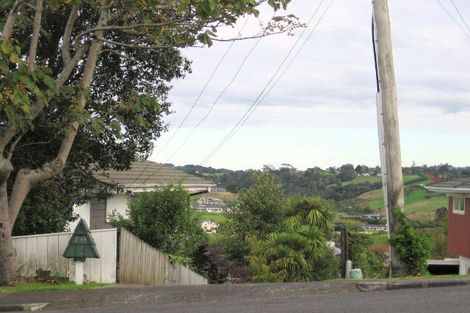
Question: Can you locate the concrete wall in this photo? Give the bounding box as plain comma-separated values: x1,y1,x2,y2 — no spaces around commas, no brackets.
12,228,117,283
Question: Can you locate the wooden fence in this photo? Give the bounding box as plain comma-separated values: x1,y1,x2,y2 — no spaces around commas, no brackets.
12,228,207,285
119,229,207,285
12,228,117,283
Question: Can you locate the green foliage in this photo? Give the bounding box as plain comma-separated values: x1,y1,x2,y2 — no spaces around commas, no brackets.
241,187,337,282
348,232,388,278
389,211,432,276
0,40,57,130
219,172,285,264
192,241,232,284
284,197,335,236
111,185,205,260
246,225,332,283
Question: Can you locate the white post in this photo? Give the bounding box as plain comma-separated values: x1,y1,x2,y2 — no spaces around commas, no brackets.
75,260,84,285
346,260,352,279
459,256,470,275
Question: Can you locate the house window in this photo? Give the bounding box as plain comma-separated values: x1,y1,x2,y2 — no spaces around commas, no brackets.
453,196,466,215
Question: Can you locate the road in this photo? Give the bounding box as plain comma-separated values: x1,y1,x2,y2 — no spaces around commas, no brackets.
46,285,470,313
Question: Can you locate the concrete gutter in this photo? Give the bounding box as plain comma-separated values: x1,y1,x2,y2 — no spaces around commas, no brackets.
356,278,470,292
0,303,49,312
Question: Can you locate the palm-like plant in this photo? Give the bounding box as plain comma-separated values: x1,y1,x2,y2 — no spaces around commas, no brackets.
284,197,335,236
249,226,329,282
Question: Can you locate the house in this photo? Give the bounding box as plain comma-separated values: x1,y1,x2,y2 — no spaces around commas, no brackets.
193,197,226,213
426,177,470,275
70,161,216,230
201,220,219,233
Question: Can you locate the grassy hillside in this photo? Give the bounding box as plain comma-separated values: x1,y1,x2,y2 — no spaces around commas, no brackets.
194,211,228,223
343,175,447,220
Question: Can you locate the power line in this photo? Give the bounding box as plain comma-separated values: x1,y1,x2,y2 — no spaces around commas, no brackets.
130,20,252,186
198,0,335,166
449,0,470,35
138,21,265,184
436,0,470,40
156,18,251,155
242,0,335,127
138,0,334,183
162,37,263,163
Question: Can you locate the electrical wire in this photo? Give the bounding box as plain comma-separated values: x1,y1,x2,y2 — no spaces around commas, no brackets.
199,0,335,166
449,0,470,35
137,0,334,183
137,20,265,184
130,20,251,186
156,18,251,155
436,0,470,40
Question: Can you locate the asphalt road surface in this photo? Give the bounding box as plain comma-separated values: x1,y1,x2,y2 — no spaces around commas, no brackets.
46,285,470,313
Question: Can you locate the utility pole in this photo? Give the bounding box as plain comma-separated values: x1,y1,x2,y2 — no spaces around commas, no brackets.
372,0,406,275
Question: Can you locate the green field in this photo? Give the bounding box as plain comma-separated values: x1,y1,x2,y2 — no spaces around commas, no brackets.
194,211,228,223
347,176,447,220
371,233,389,245
339,174,422,187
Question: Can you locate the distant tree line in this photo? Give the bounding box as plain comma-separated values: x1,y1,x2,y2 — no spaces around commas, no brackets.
174,163,470,202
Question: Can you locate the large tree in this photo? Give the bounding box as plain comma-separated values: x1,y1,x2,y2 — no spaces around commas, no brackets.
0,0,298,284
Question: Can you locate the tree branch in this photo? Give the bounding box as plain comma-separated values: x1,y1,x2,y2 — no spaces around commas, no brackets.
62,4,79,65
27,0,44,71
72,19,187,48
56,43,89,88
1,0,24,41
100,49,137,61
0,126,18,157
99,38,184,50
8,0,111,226
6,134,23,160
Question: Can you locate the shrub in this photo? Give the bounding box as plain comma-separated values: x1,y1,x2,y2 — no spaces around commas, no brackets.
111,185,204,261
389,211,432,276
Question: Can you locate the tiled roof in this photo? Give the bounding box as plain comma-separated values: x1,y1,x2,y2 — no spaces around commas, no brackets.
95,160,215,188
426,177,470,192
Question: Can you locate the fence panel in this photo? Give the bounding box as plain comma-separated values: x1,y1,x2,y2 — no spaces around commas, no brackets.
12,228,117,283
119,229,207,285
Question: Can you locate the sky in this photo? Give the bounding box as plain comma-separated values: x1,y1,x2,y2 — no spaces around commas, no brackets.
150,0,470,171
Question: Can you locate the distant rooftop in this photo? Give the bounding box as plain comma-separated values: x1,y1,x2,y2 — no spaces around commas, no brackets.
426,177,470,193
95,160,216,191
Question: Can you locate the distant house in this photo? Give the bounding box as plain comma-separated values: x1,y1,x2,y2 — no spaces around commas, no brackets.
362,224,387,232
361,214,384,221
70,161,216,230
201,220,219,233
426,178,470,275
193,197,226,213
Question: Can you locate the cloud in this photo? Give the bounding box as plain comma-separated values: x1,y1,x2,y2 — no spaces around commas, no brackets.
153,0,470,169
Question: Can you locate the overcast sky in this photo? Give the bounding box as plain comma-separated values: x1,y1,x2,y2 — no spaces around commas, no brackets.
150,0,470,170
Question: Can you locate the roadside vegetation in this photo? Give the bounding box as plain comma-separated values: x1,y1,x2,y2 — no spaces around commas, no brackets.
0,282,108,293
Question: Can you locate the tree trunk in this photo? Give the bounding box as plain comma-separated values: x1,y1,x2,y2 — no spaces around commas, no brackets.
0,182,15,285
0,1,109,285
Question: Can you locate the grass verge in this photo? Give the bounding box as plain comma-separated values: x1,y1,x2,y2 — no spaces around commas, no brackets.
0,282,110,293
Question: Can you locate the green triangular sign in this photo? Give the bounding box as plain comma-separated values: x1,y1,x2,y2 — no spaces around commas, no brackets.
63,219,100,261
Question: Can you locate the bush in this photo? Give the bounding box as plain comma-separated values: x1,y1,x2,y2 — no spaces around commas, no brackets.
389,211,432,276
348,232,388,278
111,185,205,261
192,241,232,284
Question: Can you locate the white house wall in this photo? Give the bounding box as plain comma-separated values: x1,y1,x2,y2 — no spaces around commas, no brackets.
69,202,90,231
106,194,130,221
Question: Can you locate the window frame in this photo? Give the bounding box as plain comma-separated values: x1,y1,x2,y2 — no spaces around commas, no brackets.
452,195,466,215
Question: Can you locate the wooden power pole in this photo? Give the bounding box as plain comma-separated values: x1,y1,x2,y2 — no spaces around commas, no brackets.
372,0,406,275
